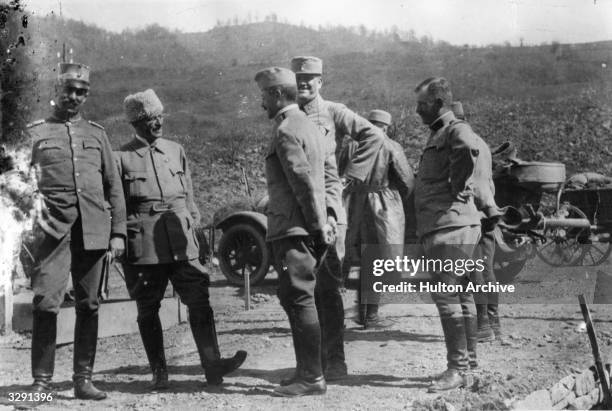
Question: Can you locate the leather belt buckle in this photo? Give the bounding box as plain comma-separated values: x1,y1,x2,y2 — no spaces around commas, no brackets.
152,203,171,212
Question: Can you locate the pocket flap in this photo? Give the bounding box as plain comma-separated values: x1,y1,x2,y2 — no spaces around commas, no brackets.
83,139,101,150
39,140,62,150
124,171,147,181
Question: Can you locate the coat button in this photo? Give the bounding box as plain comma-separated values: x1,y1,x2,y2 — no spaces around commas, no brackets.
75,172,80,177
143,281,148,286
72,144,76,148
174,255,178,260
73,157,78,161
77,188,82,193
138,273,143,277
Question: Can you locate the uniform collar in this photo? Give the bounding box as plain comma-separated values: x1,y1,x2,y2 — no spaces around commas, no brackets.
429,110,455,132
274,104,299,124
300,94,324,115
130,135,167,157
48,111,82,124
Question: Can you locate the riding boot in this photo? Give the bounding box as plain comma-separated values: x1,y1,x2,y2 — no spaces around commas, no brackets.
476,304,495,342
30,311,57,392
73,310,107,400
189,306,247,385
465,314,478,369
280,307,304,386
273,306,326,397
314,290,328,373
429,315,469,392
137,314,169,390
320,290,347,380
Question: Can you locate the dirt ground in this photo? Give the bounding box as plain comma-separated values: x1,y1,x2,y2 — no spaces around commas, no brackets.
1,258,612,411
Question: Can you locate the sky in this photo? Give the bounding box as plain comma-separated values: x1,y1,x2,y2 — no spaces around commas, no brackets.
23,0,612,46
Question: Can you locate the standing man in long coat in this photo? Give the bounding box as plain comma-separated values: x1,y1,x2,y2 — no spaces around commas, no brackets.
342,109,415,327
27,62,126,401
115,89,246,390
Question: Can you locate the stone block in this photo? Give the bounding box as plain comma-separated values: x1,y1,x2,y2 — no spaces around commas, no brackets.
553,391,575,410
512,389,552,410
550,381,571,404
568,394,596,410
574,368,597,396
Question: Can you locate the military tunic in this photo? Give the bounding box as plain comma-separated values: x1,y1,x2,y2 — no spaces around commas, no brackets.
115,137,200,265
28,115,126,314
266,104,328,381
415,110,491,371
29,115,126,248
115,136,210,311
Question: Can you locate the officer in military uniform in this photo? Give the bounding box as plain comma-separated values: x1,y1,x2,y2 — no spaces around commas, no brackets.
255,67,334,397
342,110,415,328
27,62,127,401
115,89,246,390
413,78,501,392
289,56,385,379
451,101,503,343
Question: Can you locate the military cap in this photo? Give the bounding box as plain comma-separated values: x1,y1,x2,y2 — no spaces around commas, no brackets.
254,67,296,89
58,62,90,88
451,101,465,120
367,109,392,126
124,89,164,123
290,56,323,75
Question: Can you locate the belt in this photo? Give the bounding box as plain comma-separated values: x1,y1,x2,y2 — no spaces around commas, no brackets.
345,183,389,194
130,201,187,214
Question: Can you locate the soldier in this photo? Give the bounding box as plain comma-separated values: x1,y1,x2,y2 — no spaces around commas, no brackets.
451,101,503,343
290,56,385,379
27,62,126,401
343,109,415,327
115,89,246,390
255,67,333,397
413,78,501,392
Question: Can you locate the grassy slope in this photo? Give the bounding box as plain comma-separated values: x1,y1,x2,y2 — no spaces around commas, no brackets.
25,18,612,225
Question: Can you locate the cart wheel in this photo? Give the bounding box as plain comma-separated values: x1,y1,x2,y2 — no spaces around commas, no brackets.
494,257,528,284
580,242,612,266
218,223,270,287
536,204,588,266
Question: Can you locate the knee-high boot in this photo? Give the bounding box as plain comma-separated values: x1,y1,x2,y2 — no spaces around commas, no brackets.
73,310,107,400
31,311,57,391
428,315,468,393
137,314,168,390
189,306,247,385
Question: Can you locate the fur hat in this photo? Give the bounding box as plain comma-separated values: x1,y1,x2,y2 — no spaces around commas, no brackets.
124,89,164,123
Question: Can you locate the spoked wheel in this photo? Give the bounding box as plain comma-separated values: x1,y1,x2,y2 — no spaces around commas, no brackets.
579,241,612,266
218,223,271,286
536,204,589,266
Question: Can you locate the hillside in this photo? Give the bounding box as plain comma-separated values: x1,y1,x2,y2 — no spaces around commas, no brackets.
177,22,404,66
11,16,612,223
